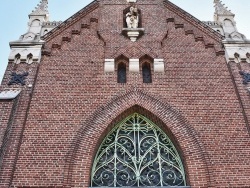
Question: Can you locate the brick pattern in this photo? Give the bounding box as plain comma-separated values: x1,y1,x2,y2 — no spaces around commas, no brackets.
0,0,249,188
0,62,39,187
64,90,210,188
0,100,15,165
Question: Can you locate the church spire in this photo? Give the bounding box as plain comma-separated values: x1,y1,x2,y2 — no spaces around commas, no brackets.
213,0,246,41
214,0,234,16
29,0,49,16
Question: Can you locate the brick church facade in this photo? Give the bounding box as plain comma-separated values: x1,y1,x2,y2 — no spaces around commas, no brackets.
0,0,250,187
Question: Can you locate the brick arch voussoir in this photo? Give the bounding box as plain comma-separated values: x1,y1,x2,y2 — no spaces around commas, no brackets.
63,89,210,188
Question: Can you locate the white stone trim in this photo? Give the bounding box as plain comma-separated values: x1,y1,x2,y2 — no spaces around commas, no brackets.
127,31,140,42
154,59,165,73
223,42,250,63
8,46,42,64
127,0,137,2
0,90,21,100
104,59,115,72
129,59,139,72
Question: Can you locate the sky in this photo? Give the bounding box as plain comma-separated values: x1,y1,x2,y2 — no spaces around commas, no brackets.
0,0,249,83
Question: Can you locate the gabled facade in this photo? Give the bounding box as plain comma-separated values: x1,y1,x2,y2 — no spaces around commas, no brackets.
0,0,250,187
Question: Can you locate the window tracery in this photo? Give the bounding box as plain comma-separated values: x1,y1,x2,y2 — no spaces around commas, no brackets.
91,113,186,187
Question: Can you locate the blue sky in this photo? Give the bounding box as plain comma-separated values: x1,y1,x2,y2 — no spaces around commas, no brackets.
0,0,249,82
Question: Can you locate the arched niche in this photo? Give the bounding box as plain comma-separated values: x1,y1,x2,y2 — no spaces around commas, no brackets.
31,19,41,27
223,19,235,34
123,6,142,28
43,29,48,36
27,53,33,64
14,53,21,64
29,19,41,34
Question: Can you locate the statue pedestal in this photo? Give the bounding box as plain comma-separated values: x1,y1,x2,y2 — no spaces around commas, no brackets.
127,31,139,42
122,28,145,42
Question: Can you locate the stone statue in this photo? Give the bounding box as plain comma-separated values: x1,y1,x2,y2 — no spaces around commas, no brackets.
126,6,139,29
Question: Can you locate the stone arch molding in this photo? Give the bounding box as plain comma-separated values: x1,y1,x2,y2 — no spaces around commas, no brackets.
63,89,211,188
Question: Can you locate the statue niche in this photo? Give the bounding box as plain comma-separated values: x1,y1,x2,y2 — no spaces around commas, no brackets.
122,5,144,42
126,6,139,29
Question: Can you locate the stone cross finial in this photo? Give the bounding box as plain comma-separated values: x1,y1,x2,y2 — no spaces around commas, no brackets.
214,0,234,16
30,0,49,15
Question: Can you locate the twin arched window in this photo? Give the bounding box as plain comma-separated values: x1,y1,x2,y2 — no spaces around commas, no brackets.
91,113,186,187
117,62,152,83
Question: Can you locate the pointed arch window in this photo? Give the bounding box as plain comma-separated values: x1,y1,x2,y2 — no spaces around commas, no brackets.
142,62,152,83
117,62,126,83
91,113,187,187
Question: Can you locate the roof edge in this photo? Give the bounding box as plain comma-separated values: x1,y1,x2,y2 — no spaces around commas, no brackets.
42,0,99,41
165,0,224,42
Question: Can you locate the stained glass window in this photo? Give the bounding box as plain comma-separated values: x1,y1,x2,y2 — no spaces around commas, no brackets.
91,113,186,187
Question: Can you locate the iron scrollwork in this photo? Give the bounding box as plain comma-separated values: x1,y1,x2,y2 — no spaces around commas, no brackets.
91,113,186,187
8,72,29,86
239,71,250,85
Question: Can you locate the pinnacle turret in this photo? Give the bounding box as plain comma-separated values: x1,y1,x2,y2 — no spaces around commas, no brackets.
214,0,234,16
30,0,49,16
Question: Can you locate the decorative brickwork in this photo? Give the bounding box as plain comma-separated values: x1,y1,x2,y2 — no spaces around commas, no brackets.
63,90,210,187
0,0,250,188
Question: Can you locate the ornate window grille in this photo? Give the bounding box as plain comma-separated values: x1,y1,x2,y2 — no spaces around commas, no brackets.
91,113,186,187
142,63,152,83
118,63,126,83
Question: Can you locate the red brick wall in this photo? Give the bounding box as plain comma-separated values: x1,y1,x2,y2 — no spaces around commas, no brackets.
0,62,39,187
0,1,249,188
0,101,15,162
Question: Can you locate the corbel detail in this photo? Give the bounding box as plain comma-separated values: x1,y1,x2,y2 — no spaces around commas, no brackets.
104,59,115,73
129,59,139,72
154,59,165,73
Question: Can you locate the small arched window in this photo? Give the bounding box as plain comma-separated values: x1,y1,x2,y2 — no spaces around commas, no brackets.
234,53,240,63
142,62,152,83
91,113,187,187
27,53,33,64
117,62,126,83
246,52,250,59
246,53,250,63
43,29,48,36
14,54,21,64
